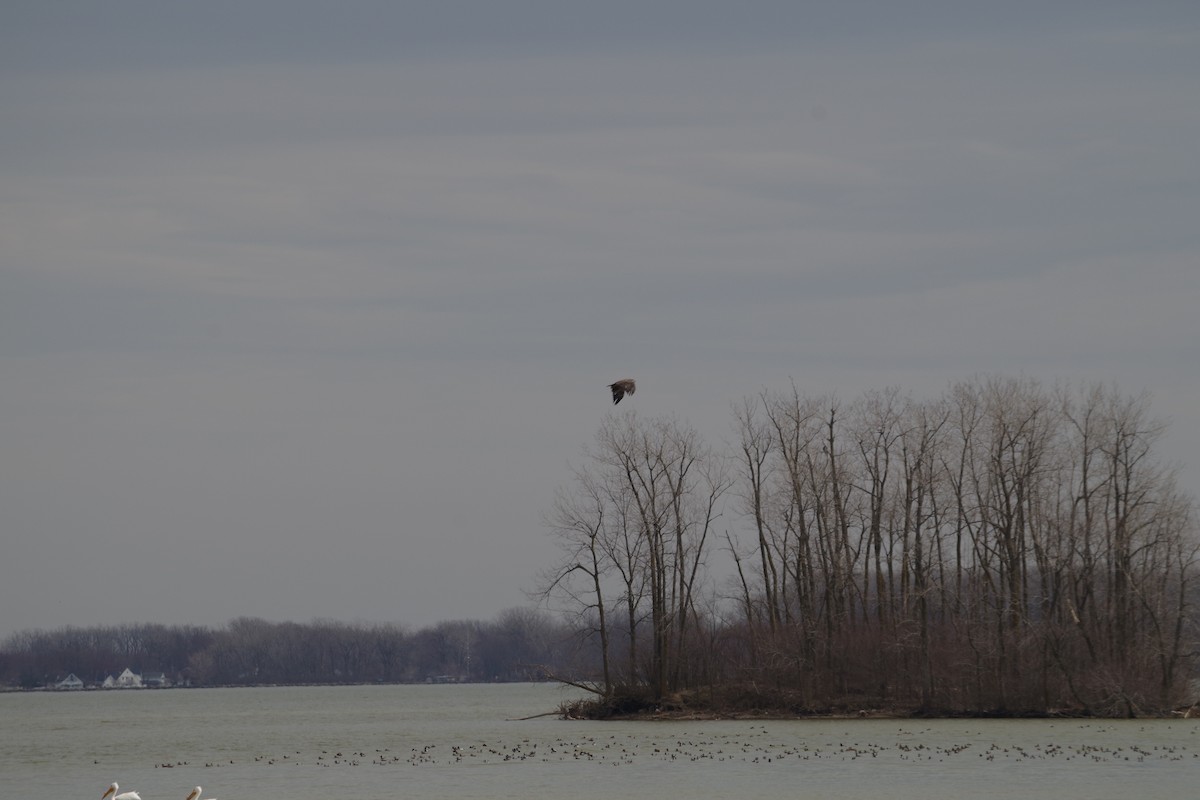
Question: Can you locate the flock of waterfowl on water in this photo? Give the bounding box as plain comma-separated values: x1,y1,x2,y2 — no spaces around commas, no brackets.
99,722,1196,796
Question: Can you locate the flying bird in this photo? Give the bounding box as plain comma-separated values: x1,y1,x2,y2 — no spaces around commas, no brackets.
102,783,142,800
608,378,636,405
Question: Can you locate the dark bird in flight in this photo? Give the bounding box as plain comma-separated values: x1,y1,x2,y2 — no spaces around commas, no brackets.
608,378,636,405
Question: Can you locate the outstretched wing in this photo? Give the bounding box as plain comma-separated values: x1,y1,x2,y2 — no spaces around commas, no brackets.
608,378,636,405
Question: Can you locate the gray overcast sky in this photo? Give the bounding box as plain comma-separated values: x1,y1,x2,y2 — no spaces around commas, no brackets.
2,2,1198,640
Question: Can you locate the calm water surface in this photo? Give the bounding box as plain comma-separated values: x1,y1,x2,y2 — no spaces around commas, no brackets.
1,683,1196,799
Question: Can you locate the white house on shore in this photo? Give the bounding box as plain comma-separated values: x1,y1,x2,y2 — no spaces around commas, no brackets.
102,668,143,689
56,673,84,690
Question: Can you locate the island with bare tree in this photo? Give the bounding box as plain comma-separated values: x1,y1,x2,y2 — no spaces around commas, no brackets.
541,376,1199,720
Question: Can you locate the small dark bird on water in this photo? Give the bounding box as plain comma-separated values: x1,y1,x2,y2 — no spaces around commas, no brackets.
608,379,636,404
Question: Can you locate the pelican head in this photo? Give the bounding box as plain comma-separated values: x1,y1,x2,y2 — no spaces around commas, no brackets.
102,784,142,800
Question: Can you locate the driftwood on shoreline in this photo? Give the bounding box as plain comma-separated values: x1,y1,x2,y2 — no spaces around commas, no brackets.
509,710,562,721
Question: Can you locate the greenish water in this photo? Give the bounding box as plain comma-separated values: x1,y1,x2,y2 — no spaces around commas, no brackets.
1,683,1196,799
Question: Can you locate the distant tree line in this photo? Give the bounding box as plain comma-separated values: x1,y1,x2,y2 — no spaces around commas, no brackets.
542,377,1200,716
0,608,591,689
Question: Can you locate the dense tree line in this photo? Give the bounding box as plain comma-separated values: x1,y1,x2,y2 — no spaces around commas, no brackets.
0,608,588,689
543,377,1200,716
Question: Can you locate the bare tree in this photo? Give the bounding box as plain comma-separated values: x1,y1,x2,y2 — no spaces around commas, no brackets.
542,411,726,699
539,468,615,693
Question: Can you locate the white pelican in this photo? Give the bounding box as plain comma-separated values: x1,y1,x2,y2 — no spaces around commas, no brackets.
102,783,141,800
608,378,636,405
185,787,216,800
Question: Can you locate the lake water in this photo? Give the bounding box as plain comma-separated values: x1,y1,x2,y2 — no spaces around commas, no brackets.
1,683,1196,799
